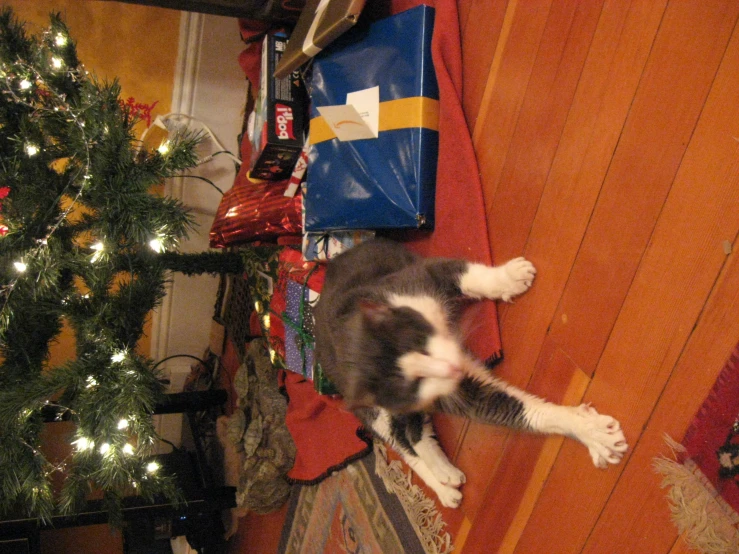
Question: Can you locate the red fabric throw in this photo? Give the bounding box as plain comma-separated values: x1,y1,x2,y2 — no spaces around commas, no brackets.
282,372,372,483
222,2,503,483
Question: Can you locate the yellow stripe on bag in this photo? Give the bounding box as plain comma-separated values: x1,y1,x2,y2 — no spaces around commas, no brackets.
309,96,439,145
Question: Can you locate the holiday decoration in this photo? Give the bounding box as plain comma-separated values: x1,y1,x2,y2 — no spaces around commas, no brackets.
0,9,242,526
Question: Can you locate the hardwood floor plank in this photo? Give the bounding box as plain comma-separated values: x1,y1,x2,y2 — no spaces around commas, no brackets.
512,12,739,552
460,0,510,130
485,0,605,264
490,0,666,388
547,0,739,376
583,242,739,552
473,0,553,210
461,339,589,553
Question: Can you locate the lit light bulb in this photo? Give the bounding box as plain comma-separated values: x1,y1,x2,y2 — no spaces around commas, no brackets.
149,237,164,253
117,418,129,430
90,241,104,263
122,443,134,455
99,442,111,455
73,437,93,451
19,79,31,90
13,261,27,272
85,376,98,388
55,33,67,46
157,141,170,155
111,350,126,363
25,144,39,157
146,461,160,474
51,57,63,70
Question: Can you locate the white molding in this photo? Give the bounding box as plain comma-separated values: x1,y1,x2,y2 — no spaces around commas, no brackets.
150,11,205,365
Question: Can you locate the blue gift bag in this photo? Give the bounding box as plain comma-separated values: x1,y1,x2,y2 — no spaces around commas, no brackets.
305,5,438,231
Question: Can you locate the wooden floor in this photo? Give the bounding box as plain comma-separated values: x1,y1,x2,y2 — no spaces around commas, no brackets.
437,0,739,552
234,1,739,552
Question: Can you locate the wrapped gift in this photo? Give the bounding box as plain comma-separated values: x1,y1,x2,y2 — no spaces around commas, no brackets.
304,5,438,231
209,176,302,248
273,0,366,79
283,280,319,378
302,229,375,261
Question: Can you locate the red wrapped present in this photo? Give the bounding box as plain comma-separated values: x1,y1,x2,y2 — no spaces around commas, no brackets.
209,173,302,248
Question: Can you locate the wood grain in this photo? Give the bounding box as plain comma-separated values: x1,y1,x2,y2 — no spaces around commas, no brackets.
445,1,739,552
484,0,605,264
460,0,510,129
511,6,739,549
548,0,739,376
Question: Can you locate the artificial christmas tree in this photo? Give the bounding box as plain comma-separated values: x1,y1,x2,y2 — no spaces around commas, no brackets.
0,9,242,526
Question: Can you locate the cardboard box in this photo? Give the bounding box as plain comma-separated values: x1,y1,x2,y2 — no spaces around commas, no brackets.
248,33,307,181
273,0,366,79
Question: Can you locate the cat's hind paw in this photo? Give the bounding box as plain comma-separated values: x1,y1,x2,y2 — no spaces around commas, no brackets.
428,457,466,488
499,257,536,302
434,483,463,509
575,404,628,468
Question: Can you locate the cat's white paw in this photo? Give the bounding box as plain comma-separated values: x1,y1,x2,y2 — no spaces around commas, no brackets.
574,404,628,468
499,257,536,302
427,457,466,488
434,483,463,509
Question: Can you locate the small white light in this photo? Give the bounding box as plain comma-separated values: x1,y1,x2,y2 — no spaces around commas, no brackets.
117,418,129,430
85,376,97,388
51,57,63,70
99,442,110,455
90,241,104,263
146,461,160,474
19,79,31,90
149,237,164,253
73,437,93,451
55,33,67,46
111,351,126,363
25,144,39,157
13,261,27,272
122,443,134,455
157,141,170,155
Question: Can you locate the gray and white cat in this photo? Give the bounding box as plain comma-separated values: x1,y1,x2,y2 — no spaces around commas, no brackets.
313,238,627,508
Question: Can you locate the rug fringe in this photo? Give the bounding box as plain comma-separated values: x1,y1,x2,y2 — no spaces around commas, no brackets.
654,434,739,553
374,442,454,554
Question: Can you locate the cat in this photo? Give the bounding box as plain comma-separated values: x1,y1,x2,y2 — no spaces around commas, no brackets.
313,238,628,508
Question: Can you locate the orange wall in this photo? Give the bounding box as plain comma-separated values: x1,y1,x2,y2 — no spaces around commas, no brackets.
4,1,182,550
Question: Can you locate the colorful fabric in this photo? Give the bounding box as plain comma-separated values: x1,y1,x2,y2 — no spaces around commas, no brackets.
279,443,453,554
655,342,739,552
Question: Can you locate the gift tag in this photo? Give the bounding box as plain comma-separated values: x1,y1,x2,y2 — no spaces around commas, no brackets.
316,104,375,141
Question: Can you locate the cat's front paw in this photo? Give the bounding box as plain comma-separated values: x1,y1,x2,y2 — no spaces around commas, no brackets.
499,257,536,302
574,404,628,468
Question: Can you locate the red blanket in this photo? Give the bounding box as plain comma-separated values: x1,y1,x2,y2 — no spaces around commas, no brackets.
228,0,502,483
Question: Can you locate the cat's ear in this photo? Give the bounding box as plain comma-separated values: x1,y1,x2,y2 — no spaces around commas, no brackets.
359,300,391,325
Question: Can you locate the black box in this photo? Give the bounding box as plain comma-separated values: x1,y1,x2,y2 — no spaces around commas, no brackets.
248,33,307,181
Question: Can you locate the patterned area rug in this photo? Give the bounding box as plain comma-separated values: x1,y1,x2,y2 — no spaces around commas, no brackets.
655,342,739,552
278,443,452,554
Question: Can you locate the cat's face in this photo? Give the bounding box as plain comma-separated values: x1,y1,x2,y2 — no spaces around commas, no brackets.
344,295,464,413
